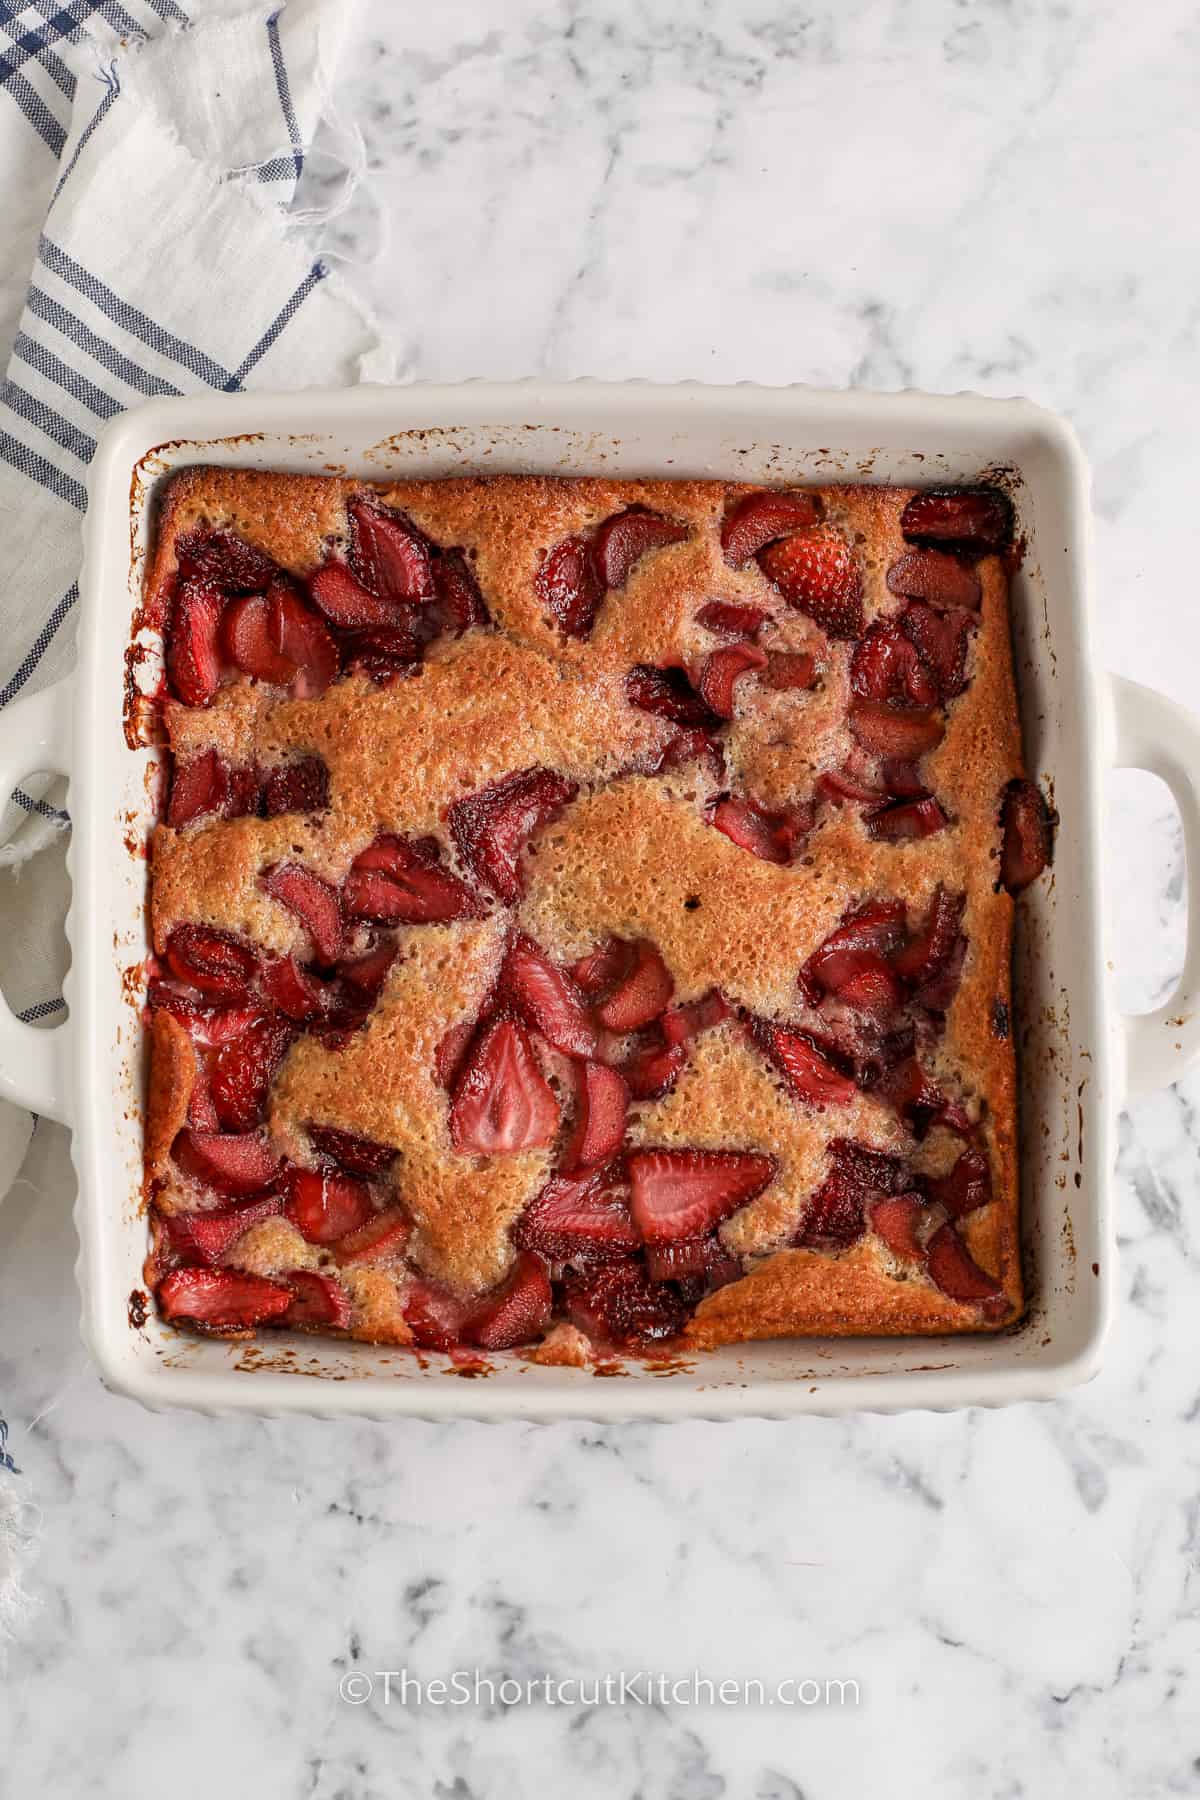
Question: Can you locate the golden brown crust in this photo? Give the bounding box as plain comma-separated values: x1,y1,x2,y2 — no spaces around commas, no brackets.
145,1011,194,1175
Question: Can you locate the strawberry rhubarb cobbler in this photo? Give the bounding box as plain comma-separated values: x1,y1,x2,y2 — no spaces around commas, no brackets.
140,469,1053,1362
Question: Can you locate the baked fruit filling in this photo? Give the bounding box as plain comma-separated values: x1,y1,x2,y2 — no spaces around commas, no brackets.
140,472,1052,1359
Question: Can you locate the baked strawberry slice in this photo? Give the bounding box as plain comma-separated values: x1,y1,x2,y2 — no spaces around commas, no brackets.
914,938,967,1014
332,1205,411,1265
880,758,927,798
403,1278,474,1350
515,1168,640,1262
263,756,330,817
627,1147,776,1244
270,585,339,697
175,527,279,594
564,1062,629,1171
804,899,907,993
210,1013,295,1131
309,560,406,630
260,862,344,964
752,1019,856,1108
499,932,598,1058
795,1164,878,1248
869,1191,927,1260
449,1014,559,1155
886,548,982,610
222,591,295,684
874,1055,946,1137
592,508,688,588
900,488,1012,552
307,1123,398,1176
167,579,224,706
463,1251,553,1350
620,1036,687,1100
707,794,804,864
720,490,819,567
924,1146,991,1217
901,601,975,701
261,954,330,1022
163,1193,284,1266
434,1020,475,1089
696,601,769,636
758,526,863,639
167,749,230,828
1000,779,1053,893
283,1168,375,1244
763,651,818,691
282,1269,352,1330
594,939,674,1032
158,1267,292,1332
343,833,487,925
572,936,636,996
147,981,261,1045
165,924,259,1001
696,643,768,718
173,1128,282,1195
850,619,939,708
449,767,578,905
338,939,399,998
625,663,718,728
848,698,944,761
349,497,436,602
536,535,605,638
893,887,966,985
865,795,949,841
661,989,730,1046
817,767,886,807
564,1257,690,1347
925,1221,1006,1309
344,623,422,685
644,1237,724,1282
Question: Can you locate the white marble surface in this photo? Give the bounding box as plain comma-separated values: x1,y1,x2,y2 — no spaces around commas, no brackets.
4,2,1200,1795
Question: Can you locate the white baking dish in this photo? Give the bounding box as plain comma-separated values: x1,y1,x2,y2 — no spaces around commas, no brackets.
3,381,1198,1420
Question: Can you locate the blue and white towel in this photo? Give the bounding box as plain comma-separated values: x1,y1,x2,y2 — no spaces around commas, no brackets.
0,0,388,1648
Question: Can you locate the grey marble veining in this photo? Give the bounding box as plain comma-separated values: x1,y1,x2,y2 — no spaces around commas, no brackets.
5,2,1200,1795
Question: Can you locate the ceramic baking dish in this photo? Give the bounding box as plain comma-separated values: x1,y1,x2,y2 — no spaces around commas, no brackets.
3,380,1198,1420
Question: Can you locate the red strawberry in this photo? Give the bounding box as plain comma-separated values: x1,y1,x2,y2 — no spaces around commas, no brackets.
348,497,435,602
173,1129,282,1195
167,579,223,706
222,591,295,684
403,1278,474,1350
309,560,406,630
887,548,982,609
434,1020,475,1089
851,619,938,708
720,489,819,568
572,937,636,996
175,527,278,593
210,1013,294,1131
644,1237,734,1282
758,527,863,639
499,933,598,1058
914,937,967,1013
536,535,605,638
804,900,906,993
594,939,674,1033
696,601,768,636
332,1205,411,1264
260,862,344,963
869,1191,927,1260
338,939,398,998
564,1257,689,1347
147,981,260,1044
707,794,805,864
894,887,965,985
163,1194,284,1266
167,749,230,828
463,1251,553,1350
344,622,422,684
564,1062,629,1171
627,1147,776,1244
261,955,329,1022
449,767,578,905
661,989,730,1046
900,488,1012,552
817,767,886,807
271,585,339,697
283,1270,352,1330
901,601,975,700
263,757,329,817
696,644,768,719
307,1123,397,1176
449,1014,559,1155
752,1020,856,1108
795,1141,902,1249
592,508,688,589
848,699,944,761
874,1056,946,1137
925,1146,991,1217
515,1168,640,1262
925,1222,1006,1309
432,548,490,633
158,1267,292,1331
834,958,905,1020
1000,779,1053,893
165,924,259,1001
621,1036,687,1099
343,834,486,925
880,758,927,798
284,1168,374,1243
625,664,718,728
865,796,949,841
763,651,818,691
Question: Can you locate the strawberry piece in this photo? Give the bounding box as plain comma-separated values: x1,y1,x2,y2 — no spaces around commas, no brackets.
752,1020,856,1108
720,490,819,568
925,1222,1005,1307
147,981,260,1044
887,548,982,610
564,1062,629,1170
499,932,598,1059
763,651,818,691
173,1129,282,1195
644,1237,724,1282
900,488,1012,552
880,758,927,798
270,585,339,697
1000,779,1053,893
284,1168,374,1243
282,1269,352,1330
564,1257,689,1348
344,623,422,684
621,1037,687,1099
594,939,674,1032
163,1194,284,1266
804,899,906,993
515,1168,640,1262
696,601,768,636
707,794,804,864
449,1014,559,1155
307,1123,397,1176
332,1205,411,1265
463,1250,553,1350
309,560,407,630
210,1013,294,1131
165,924,259,1001
833,957,905,1020
349,497,435,602
592,508,688,589
925,1146,991,1218
627,1147,776,1245
696,644,768,718
536,535,605,638
795,1142,901,1249
894,887,966,985
167,749,230,828
874,1056,947,1137
817,767,885,807
848,699,944,761
175,527,278,594
263,757,329,817
625,664,718,728
403,1278,474,1350
222,591,295,684
167,579,223,706
661,989,730,1046
261,955,329,1021
338,939,398,998
851,619,939,708
260,862,344,963
343,834,486,925
158,1266,292,1331
914,937,967,1013
432,548,490,633
869,1191,927,1260
449,767,578,905
572,937,636,996
901,601,975,701
758,527,863,639
866,796,949,841
434,1020,475,1089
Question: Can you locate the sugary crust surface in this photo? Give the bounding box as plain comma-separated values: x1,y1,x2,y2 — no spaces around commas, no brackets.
145,466,1027,1348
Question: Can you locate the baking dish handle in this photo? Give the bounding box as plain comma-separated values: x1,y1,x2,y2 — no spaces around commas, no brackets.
0,674,75,1124
1110,673,1200,1104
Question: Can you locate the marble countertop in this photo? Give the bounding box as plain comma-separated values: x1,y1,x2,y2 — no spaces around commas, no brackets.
4,3,1200,1796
